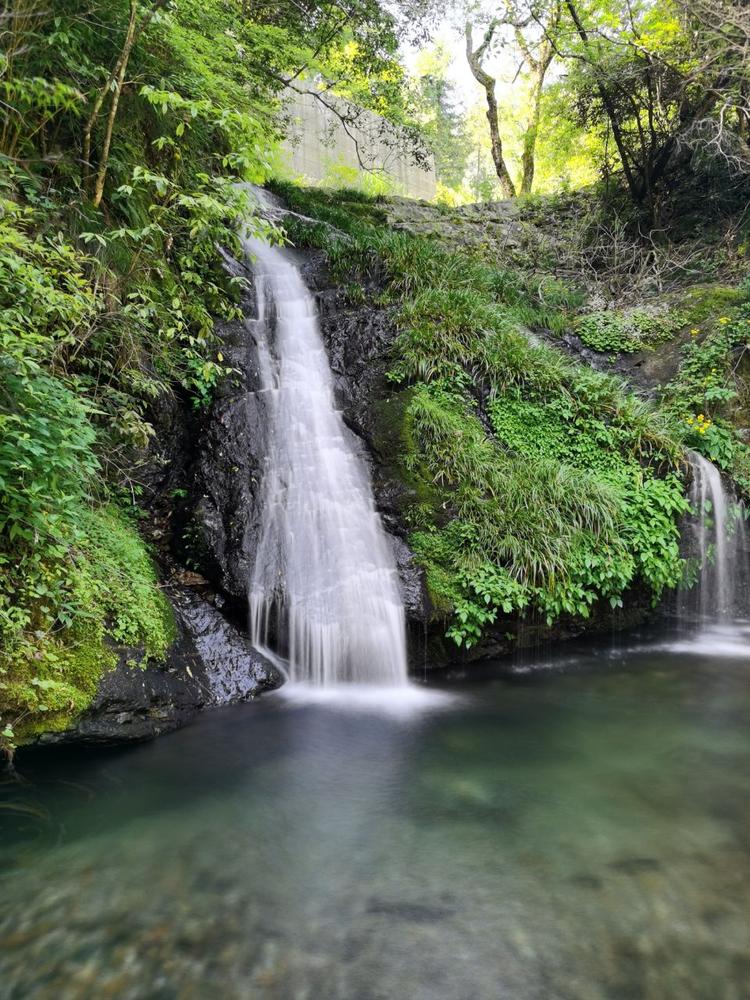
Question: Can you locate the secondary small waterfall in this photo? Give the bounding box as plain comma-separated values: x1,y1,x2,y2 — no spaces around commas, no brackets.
680,451,750,621
243,230,408,687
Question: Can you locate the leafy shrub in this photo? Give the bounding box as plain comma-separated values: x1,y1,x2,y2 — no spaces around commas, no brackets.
0,10,275,749
661,306,750,486
0,213,100,660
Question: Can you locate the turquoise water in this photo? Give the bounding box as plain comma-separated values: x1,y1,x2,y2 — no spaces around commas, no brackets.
2,626,750,999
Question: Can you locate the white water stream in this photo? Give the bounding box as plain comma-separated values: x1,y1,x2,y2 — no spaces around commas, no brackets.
243,230,408,687
681,451,749,622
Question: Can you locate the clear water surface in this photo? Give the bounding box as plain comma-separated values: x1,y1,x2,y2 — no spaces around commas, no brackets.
2,624,750,1000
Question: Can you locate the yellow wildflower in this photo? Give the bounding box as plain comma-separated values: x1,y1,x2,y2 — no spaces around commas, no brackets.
718,317,730,324
690,328,700,336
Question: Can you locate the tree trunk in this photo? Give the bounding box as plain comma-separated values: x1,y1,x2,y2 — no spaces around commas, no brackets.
466,23,517,199
565,0,643,203
520,65,545,194
514,5,559,196
91,0,138,207
1,0,40,157
485,86,518,198
83,0,167,206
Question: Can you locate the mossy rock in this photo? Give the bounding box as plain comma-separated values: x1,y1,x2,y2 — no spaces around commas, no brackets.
1,506,176,748
370,388,445,516
681,283,746,325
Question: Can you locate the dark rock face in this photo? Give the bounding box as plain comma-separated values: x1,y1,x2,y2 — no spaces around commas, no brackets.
389,533,429,622
180,255,270,602
38,589,282,746
187,390,268,598
170,588,281,703
548,328,692,398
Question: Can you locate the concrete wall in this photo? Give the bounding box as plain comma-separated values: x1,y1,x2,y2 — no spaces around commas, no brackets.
280,88,436,202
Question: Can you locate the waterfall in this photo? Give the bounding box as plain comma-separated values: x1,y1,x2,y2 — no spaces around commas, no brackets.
681,451,750,621
242,231,409,687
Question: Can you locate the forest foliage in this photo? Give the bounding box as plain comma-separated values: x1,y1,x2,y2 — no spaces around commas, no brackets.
418,0,750,217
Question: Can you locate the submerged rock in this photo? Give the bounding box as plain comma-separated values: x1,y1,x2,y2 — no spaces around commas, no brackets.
365,898,457,923
608,857,662,875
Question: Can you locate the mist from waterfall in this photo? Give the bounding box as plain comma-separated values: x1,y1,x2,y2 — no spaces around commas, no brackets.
243,231,408,687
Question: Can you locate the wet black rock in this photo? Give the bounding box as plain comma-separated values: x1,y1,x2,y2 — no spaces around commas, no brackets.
37,588,282,746
187,391,268,598
389,533,429,623
170,588,281,703
179,255,270,601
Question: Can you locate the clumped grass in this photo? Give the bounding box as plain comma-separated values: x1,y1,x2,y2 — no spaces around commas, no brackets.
272,181,692,647
408,384,621,582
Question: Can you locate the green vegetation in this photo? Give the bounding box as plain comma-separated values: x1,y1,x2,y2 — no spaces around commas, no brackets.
273,182,690,646
576,307,688,354
1,507,174,749
661,305,750,486
442,0,750,217
0,2,264,749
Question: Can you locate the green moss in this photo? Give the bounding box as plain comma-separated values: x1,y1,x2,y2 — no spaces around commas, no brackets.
681,284,746,325
79,507,176,655
570,287,747,356
1,505,175,744
661,303,750,489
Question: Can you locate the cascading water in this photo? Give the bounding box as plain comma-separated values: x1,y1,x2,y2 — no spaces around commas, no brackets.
679,451,750,624
242,227,408,688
